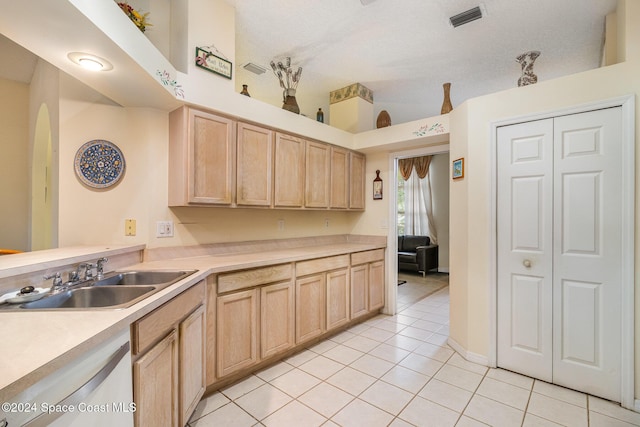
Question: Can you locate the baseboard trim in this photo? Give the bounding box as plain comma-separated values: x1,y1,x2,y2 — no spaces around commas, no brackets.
438,267,449,273
634,399,640,413
447,337,490,366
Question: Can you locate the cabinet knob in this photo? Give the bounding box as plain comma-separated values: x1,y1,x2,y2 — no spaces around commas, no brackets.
523,259,532,268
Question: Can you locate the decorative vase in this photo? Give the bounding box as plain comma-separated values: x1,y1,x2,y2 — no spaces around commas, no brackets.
517,51,540,87
316,108,324,123
376,110,391,128
441,82,453,114
240,84,250,97
282,88,300,114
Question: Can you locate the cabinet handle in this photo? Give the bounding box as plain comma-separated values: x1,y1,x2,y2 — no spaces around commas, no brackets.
523,259,532,268
24,341,130,427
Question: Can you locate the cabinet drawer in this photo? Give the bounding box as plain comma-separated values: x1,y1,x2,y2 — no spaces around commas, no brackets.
132,281,205,355
351,249,384,265
296,254,349,277
218,264,292,293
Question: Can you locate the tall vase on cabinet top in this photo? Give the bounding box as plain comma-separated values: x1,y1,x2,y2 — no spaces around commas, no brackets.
282,88,300,114
441,82,453,114
517,51,540,87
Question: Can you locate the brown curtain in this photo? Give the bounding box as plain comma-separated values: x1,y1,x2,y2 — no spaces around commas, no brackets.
414,155,432,179
398,158,414,181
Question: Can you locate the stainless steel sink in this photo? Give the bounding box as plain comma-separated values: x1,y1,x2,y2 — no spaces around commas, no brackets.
2,269,197,311
93,270,194,287
21,286,156,309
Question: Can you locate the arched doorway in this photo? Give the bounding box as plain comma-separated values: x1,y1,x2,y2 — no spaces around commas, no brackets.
31,103,54,250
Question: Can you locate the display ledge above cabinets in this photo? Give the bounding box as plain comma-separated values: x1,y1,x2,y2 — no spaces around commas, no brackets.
169,106,366,210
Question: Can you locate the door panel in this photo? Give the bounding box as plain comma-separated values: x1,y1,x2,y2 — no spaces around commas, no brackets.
497,119,553,382
552,108,622,401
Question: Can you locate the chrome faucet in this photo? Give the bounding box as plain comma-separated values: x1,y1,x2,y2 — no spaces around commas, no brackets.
44,272,64,293
96,257,108,279
80,263,94,281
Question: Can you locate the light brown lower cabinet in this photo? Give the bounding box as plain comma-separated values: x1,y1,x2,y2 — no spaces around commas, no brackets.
204,250,384,393
133,330,179,427
326,268,350,330
216,289,259,378
179,305,206,425
368,260,385,311
351,249,386,318
350,264,369,319
295,274,326,344
132,282,206,427
261,281,295,358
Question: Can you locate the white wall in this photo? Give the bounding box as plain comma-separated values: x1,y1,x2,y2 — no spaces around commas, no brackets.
448,59,640,399
0,78,29,251
56,73,355,249
430,152,450,271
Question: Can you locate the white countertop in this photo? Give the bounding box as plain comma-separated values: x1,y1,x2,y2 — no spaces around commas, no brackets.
0,241,385,402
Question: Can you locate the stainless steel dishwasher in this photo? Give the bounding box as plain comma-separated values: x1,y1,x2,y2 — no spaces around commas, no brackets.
1,329,134,427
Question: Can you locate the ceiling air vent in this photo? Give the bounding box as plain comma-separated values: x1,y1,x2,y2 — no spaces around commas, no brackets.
243,62,266,75
449,5,484,28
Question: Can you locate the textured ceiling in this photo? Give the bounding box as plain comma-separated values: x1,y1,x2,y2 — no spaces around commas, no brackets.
227,0,618,126
0,1,618,128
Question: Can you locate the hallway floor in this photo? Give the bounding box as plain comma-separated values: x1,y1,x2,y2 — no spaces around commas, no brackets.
189,281,640,426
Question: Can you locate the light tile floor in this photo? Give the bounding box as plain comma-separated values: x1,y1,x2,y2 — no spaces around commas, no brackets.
189,286,640,427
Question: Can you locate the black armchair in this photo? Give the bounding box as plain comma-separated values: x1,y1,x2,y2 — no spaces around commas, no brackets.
398,235,439,276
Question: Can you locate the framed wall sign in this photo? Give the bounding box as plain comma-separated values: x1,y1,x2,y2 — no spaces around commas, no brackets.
373,170,383,199
195,47,232,79
452,158,464,179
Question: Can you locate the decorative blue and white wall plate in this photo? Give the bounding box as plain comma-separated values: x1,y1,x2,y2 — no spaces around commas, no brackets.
74,140,126,189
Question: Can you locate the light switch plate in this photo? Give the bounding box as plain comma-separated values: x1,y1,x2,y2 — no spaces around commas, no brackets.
156,221,174,238
125,219,136,236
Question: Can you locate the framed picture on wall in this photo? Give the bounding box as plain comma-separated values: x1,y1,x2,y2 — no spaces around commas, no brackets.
452,158,464,179
373,170,383,199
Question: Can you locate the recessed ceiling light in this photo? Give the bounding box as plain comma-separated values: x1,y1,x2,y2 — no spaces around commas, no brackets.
67,52,113,71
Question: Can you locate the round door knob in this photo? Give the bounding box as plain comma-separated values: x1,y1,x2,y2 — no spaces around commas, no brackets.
523,259,532,268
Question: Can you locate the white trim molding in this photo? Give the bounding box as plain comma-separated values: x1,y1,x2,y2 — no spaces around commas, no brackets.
448,337,490,367
488,95,635,410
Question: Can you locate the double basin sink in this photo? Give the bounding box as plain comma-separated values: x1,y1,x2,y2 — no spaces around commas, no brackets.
13,270,196,310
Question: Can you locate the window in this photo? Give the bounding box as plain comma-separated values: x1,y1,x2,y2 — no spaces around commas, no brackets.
397,168,405,235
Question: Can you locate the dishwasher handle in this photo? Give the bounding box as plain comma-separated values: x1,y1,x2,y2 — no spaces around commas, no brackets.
24,341,130,427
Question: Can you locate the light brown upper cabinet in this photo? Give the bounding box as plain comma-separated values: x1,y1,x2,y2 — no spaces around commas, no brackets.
305,141,331,208
349,151,366,210
169,106,236,206
274,132,305,207
330,146,349,209
236,122,273,207
169,106,366,211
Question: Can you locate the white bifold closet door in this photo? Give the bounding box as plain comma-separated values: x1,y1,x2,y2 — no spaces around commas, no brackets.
497,107,622,402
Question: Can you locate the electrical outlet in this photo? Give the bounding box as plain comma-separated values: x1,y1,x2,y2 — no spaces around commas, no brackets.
324,218,330,228
277,219,285,231
156,221,174,238
125,219,136,236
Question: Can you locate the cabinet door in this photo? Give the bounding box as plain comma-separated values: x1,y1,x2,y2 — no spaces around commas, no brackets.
296,274,326,344
261,281,295,359
217,289,259,378
179,305,206,427
274,132,305,207
188,109,236,205
330,146,349,209
368,261,385,312
350,264,368,319
205,276,217,387
134,330,179,427
349,151,365,210
326,268,350,330
305,141,330,208
237,122,273,206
